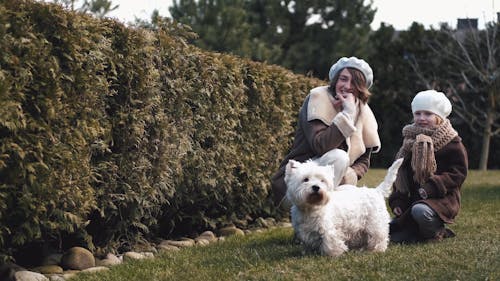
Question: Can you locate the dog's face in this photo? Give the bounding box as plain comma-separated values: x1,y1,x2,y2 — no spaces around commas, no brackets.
284,160,335,207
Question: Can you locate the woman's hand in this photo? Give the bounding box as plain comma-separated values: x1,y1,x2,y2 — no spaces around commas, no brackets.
335,92,356,120
393,207,402,216
332,93,343,111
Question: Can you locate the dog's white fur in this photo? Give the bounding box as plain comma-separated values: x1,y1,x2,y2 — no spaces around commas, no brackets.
285,158,403,257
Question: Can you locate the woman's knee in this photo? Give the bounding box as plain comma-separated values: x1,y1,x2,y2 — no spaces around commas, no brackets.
314,149,350,187
315,149,349,168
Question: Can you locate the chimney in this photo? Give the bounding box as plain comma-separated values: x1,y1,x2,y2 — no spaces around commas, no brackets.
457,18,478,30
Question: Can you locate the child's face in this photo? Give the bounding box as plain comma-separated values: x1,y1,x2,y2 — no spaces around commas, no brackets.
413,110,440,128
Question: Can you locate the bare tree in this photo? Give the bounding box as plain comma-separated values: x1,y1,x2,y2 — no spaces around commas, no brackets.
408,22,499,170
80,0,118,18
51,0,77,10
49,0,118,18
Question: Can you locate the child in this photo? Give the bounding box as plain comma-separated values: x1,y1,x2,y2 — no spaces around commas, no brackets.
389,90,468,243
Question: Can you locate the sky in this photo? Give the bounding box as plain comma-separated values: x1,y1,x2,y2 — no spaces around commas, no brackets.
91,0,499,30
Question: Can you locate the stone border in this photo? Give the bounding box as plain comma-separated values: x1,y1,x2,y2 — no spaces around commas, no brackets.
9,218,292,281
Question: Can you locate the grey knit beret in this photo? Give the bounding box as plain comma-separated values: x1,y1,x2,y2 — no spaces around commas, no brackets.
328,57,374,88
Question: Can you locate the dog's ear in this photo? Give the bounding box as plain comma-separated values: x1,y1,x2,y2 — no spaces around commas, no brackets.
285,160,300,175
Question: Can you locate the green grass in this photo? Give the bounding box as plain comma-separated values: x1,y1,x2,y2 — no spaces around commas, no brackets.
74,170,500,281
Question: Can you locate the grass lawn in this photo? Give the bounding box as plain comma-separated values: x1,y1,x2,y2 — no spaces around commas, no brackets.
73,170,500,281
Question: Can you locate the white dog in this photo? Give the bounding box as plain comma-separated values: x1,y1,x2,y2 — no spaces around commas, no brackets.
285,158,403,257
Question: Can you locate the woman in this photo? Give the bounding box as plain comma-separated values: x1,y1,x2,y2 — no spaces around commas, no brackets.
389,90,468,243
271,56,381,206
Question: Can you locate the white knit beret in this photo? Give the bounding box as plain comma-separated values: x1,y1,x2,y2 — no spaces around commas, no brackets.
411,90,452,119
328,56,374,88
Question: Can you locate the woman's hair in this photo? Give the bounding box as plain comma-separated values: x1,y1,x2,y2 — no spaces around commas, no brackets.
328,67,372,103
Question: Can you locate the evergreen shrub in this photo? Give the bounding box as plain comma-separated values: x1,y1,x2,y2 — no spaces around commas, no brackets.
0,0,321,260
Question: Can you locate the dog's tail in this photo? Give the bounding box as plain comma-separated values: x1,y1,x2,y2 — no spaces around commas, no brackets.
375,158,404,198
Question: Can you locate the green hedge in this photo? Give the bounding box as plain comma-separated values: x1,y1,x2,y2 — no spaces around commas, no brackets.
0,0,321,259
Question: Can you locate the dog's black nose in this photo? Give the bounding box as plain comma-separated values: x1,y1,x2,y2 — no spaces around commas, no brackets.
312,185,320,192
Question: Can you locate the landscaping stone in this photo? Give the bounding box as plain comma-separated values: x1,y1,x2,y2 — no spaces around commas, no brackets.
156,244,180,253
265,217,277,227
61,271,78,280
195,238,210,246
219,226,245,236
162,239,195,248
48,275,65,281
278,222,292,228
15,270,49,281
32,265,63,274
60,247,95,270
95,253,122,267
254,217,268,228
196,231,217,242
123,251,145,262
81,266,110,273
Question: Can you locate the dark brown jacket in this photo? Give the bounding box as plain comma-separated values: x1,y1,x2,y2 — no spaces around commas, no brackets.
389,136,468,225
270,94,372,205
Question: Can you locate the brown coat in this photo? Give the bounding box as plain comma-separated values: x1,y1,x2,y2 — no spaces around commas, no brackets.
270,93,374,205
389,136,468,226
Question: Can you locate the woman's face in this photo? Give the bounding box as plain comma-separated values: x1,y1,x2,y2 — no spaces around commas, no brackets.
413,110,440,128
335,68,356,99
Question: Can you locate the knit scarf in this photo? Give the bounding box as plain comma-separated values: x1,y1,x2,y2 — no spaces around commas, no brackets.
394,119,458,193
